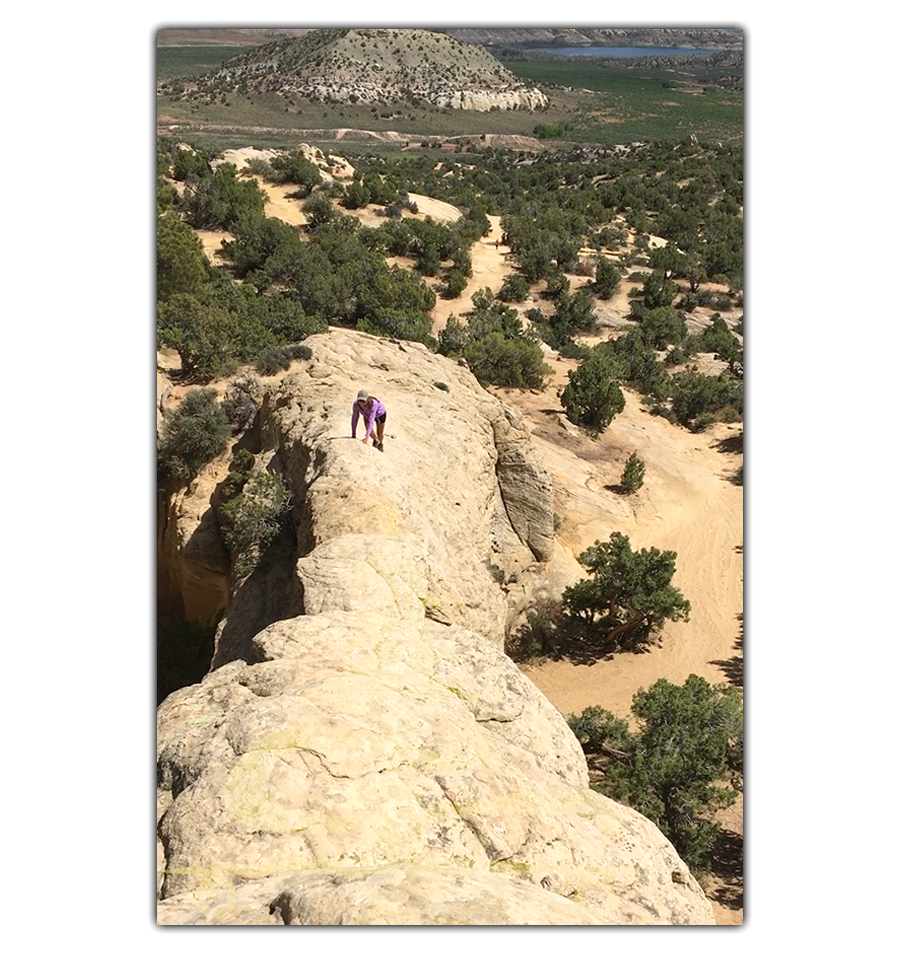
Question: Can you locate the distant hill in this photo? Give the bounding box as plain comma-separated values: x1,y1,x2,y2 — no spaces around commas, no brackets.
439,27,742,49
156,27,742,51
158,28,548,112
156,28,312,46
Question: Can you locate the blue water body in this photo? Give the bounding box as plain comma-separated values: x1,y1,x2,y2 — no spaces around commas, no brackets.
533,46,729,58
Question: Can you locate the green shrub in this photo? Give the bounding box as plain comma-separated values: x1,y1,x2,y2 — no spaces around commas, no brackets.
639,307,687,350
635,269,678,312
593,226,627,249
256,346,293,375
498,274,530,303
721,405,741,424
436,315,468,358
465,331,552,390
608,328,671,399
505,600,563,663
220,212,303,278
620,452,646,494
342,180,371,210
220,448,256,504
270,152,320,192
547,288,597,349
442,268,468,299
650,402,678,424
159,389,231,481
560,349,625,431
302,192,335,228
665,344,689,365
471,287,495,312
569,676,743,872
670,368,743,430
170,145,212,182
696,315,742,370
219,469,292,578
157,293,274,380
241,157,274,178
357,310,435,347
157,213,210,302
543,268,570,299
594,256,621,300
178,163,268,232
567,705,631,756
557,341,591,361
157,176,178,215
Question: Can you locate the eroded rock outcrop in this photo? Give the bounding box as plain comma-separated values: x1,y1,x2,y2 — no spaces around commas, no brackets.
157,330,715,924
164,29,549,114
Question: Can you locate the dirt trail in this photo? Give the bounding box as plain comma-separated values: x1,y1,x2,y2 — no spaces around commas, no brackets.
432,215,509,332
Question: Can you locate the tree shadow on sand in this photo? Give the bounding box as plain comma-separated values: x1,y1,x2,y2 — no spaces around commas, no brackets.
711,613,743,686
714,433,743,485
712,655,743,687
709,826,744,912
726,464,744,486
715,432,743,454
506,610,656,667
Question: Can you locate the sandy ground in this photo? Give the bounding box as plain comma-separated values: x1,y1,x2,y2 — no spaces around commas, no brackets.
505,374,744,720
180,185,743,922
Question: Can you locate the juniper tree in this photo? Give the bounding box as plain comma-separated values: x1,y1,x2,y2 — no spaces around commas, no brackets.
560,349,625,431
568,675,742,871
562,532,690,651
620,452,646,494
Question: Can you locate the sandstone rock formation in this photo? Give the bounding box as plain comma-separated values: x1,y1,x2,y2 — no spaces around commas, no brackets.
157,329,715,924
213,144,355,183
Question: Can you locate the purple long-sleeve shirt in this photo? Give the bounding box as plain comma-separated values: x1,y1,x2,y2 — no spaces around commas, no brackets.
351,397,385,439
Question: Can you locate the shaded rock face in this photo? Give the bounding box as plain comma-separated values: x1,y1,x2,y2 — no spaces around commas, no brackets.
157,330,714,925
157,481,230,624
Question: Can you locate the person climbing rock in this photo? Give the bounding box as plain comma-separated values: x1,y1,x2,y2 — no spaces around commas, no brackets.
351,389,387,451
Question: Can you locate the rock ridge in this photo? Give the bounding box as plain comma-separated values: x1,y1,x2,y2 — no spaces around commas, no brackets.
157,329,715,924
